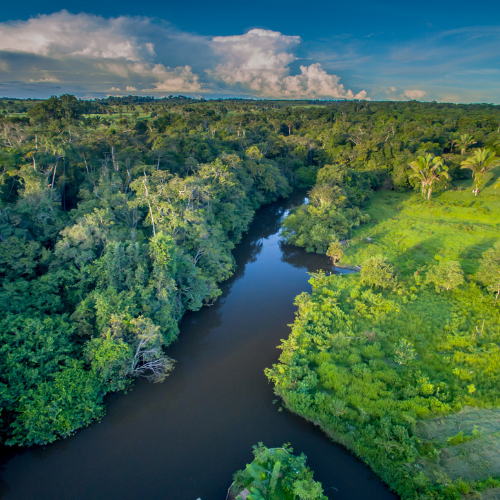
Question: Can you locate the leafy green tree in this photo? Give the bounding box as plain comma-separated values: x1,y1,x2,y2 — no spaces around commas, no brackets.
360,255,397,290
409,154,450,200
232,443,326,500
282,204,369,253
326,240,344,266
425,260,464,292
394,339,416,365
461,148,500,196
453,133,476,155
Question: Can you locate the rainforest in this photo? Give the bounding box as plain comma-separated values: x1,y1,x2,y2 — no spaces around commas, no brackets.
1,96,500,499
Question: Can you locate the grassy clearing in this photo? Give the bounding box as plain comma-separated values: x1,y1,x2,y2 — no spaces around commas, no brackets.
342,166,500,276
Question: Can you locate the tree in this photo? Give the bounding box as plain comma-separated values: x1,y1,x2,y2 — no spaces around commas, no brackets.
425,260,464,292
460,148,500,196
409,154,450,200
326,240,344,266
453,133,476,154
360,255,397,290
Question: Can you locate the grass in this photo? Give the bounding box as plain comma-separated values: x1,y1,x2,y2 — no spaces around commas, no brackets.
342,166,500,276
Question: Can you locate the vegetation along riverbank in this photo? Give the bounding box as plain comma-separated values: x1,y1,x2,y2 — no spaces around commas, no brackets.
267,132,500,497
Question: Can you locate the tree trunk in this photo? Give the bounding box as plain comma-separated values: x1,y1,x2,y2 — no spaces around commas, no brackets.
50,157,59,199
111,146,118,172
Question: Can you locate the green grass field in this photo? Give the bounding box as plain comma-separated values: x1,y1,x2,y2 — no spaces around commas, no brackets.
342,166,500,276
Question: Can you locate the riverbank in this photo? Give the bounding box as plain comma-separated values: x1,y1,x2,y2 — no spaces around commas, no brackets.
266,171,500,499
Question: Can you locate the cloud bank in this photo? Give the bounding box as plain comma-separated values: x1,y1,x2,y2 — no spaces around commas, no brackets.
0,11,367,99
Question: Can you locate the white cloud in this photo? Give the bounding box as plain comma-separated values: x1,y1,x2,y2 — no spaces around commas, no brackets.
28,75,59,83
149,65,200,92
210,29,368,99
0,12,367,99
0,10,151,60
404,89,427,99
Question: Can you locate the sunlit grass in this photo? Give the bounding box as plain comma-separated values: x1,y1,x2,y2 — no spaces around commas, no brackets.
343,166,500,275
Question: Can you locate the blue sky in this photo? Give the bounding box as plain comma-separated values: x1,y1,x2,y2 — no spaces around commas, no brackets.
0,0,499,102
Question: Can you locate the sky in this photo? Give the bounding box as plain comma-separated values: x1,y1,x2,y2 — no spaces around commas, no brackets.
0,0,499,103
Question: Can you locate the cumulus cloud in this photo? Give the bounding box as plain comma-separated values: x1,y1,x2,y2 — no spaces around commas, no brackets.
0,11,367,99
0,10,151,60
210,29,367,98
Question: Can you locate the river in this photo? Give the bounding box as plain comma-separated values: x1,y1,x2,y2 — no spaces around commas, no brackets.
0,191,397,500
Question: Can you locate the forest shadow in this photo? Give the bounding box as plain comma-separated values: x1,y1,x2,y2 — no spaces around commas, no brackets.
484,165,500,189
396,236,448,273
363,190,411,226
459,238,498,274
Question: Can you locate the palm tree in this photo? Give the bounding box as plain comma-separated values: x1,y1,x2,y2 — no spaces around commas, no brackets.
409,154,450,200
453,133,476,155
460,148,500,196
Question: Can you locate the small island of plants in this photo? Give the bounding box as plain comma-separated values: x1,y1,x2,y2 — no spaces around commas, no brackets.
228,443,326,500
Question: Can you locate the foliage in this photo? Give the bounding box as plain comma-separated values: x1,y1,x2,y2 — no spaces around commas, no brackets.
281,203,369,253
425,261,465,292
326,240,344,265
0,96,296,446
2,95,500,460
477,241,500,301
460,148,500,196
231,443,326,500
269,144,500,499
409,154,450,200
360,255,398,290
266,269,500,499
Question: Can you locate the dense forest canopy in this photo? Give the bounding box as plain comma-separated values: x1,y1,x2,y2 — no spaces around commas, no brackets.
1,95,499,464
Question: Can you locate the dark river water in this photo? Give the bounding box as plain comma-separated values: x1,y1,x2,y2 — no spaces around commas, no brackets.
0,192,397,500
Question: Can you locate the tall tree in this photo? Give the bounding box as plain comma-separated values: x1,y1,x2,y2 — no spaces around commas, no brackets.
409,154,450,200
453,133,476,155
461,148,500,196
